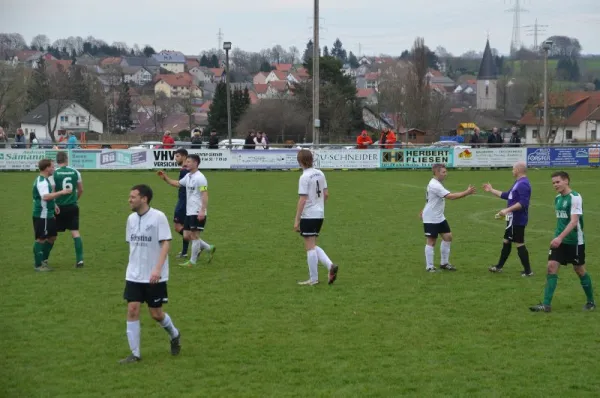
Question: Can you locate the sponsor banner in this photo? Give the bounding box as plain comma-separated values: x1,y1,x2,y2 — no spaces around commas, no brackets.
69,149,149,169
454,147,527,167
231,150,299,169
313,149,379,169
0,149,59,170
152,149,231,169
380,149,453,168
526,147,595,167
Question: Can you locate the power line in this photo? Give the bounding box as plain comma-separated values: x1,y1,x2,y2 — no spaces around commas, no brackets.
506,0,528,54
523,18,548,50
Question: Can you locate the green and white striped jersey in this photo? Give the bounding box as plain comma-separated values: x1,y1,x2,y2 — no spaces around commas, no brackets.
554,191,584,245
32,175,55,219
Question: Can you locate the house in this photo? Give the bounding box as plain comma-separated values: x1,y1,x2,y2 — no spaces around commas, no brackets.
152,51,186,73
189,66,212,85
402,128,427,144
207,68,225,82
20,100,103,139
123,66,153,86
131,113,207,135
154,73,203,98
120,56,160,75
265,70,288,83
364,72,380,90
357,88,378,105
254,84,269,99
272,63,293,72
100,57,122,67
476,39,498,110
426,69,456,88
358,56,372,66
75,54,99,66
454,83,476,95
185,57,200,69
253,72,268,85
518,92,600,144
266,81,290,98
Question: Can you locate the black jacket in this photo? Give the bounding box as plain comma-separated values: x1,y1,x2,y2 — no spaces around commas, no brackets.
208,135,219,149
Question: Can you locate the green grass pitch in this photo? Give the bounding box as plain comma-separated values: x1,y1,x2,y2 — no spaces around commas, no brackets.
1,169,600,397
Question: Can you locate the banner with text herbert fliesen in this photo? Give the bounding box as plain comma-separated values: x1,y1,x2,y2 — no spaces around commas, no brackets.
379,148,453,169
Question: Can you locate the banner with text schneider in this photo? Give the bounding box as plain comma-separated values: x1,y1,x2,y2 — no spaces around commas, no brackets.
151,149,231,169
526,147,600,167
314,149,379,169
453,147,527,167
379,149,454,168
230,150,299,169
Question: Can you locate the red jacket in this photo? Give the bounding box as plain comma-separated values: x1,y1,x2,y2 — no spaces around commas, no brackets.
162,135,175,149
357,133,373,149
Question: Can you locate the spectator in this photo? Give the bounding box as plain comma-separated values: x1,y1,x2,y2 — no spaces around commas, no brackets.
493,128,503,146
487,127,498,147
57,133,67,148
470,127,481,148
14,128,26,148
67,132,79,149
162,131,175,149
191,129,203,149
380,128,397,149
0,127,7,149
509,127,521,147
29,132,39,148
244,130,255,149
208,130,219,149
253,131,264,150
262,132,270,149
357,130,373,149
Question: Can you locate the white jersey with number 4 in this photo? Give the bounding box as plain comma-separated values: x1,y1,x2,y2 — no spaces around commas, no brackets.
299,168,327,219
179,170,208,216
125,208,172,283
422,178,450,224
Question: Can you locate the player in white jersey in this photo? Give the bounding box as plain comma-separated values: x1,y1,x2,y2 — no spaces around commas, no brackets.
421,164,475,272
120,184,181,364
294,150,338,285
158,154,216,266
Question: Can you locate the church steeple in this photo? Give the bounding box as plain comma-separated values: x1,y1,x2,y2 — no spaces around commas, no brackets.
477,39,498,80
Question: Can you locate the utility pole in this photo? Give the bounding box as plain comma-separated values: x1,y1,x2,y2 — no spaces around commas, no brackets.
217,28,223,62
358,43,362,58
524,19,548,51
312,0,320,146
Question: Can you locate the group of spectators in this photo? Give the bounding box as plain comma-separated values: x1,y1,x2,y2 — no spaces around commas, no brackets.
161,129,220,150
357,128,398,149
470,126,522,148
243,130,270,150
0,127,79,149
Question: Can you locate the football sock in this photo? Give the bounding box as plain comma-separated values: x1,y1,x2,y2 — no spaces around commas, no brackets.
159,313,179,339
517,245,531,273
126,320,141,358
579,273,595,303
42,241,54,261
198,239,211,251
190,240,201,263
543,274,558,306
73,237,84,262
307,249,319,281
440,241,451,265
315,246,332,270
33,242,44,267
181,239,189,256
497,242,512,268
425,245,434,269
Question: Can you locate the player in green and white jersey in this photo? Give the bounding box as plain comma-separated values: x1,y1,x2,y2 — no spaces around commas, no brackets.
530,171,596,312
49,151,84,268
32,159,72,272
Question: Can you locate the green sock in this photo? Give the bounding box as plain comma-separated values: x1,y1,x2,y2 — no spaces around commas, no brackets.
579,273,595,303
43,242,54,261
74,237,84,263
33,242,44,267
543,274,559,306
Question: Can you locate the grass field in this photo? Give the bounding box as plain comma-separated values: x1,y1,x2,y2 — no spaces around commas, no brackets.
1,168,600,397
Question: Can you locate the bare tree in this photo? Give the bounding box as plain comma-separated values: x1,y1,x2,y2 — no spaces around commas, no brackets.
31,34,51,50
46,65,72,141
236,99,308,143
0,64,29,130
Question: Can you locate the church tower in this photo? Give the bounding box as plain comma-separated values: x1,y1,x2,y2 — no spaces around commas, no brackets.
476,39,498,110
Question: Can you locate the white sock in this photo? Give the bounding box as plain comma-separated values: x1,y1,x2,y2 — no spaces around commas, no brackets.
159,313,179,339
425,245,435,270
190,240,201,263
198,239,211,251
126,320,141,358
441,241,451,265
315,246,332,270
307,249,319,282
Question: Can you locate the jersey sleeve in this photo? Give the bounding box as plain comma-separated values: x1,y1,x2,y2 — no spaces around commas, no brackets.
157,212,173,241
298,175,309,196
178,175,188,187
198,175,208,192
500,191,509,200
571,195,583,215
432,181,450,198
36,178,50,197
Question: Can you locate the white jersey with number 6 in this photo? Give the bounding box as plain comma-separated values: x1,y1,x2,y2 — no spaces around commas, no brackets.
299,168,327,219
422,178,450,224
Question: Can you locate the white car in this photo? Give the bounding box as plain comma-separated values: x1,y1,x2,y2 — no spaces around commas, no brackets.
426,140,471,150
129,141,163,149
218,139,246,149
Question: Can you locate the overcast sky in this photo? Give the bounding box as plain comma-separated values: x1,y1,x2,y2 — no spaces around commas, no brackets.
2,0,600,57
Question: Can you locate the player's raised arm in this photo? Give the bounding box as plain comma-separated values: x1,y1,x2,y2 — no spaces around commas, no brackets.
157,170,181,188
445,185,476,200
483,183,503,198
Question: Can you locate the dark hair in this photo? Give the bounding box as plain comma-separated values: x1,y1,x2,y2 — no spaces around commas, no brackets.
551,171,570,182
175,148,188,156
432,163,446,174
188,154,200,166
38,159,52,171
56,151,68,164
131,184,153,204
297,149,313,168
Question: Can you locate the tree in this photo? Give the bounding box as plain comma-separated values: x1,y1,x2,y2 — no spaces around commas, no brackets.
0,64,28,130
544,36,582,58
115,82,132,132
236,99,309,143
323,46,330,57
348,51,359,68
302,40,315,65
31,34,51,50
400,43,439,70
143,45,156,57
0,33,27,54
556,57,581,82
260,61,274,72
200,54,210,67
70,65,91,110
331,38,347,63
207,82,249,133
210,54,219,68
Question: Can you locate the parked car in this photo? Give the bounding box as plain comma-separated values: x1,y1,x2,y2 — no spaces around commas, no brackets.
218,139,246,149
129,141,163,149
424,140,471,150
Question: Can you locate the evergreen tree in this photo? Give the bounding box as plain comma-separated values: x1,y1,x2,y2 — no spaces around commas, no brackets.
302,40,314,66
70,66,91,110
207,82,228,133
115,82,132,133
323,46,330,57
143,46,156,57
210,54,219,68
243,87,251,109
260,61,274,72
200,54,210,67
348,51,359,68
331,38,347,63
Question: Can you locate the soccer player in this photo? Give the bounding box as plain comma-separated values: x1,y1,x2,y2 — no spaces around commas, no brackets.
49,151,84,268
529,171,596,312
156,148,190,258
120,184,181,363
158,154,216,266
421,164,475,272
294,149,338,285
32,159,72,272
484,161,533,276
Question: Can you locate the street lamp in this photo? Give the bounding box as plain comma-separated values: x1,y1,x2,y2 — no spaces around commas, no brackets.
541,40,553,143
223,41,232,148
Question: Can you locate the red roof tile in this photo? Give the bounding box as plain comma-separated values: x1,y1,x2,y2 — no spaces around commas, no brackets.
273,63,293,72
365,72,380,81
295,67,309,77
254,84,268,94
208,68,224,77
200,101,212,111
269,80,289,92
155,73,194,88
249,91,259,104
100,57,121,66
519,92,600,126
357,88,376,98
